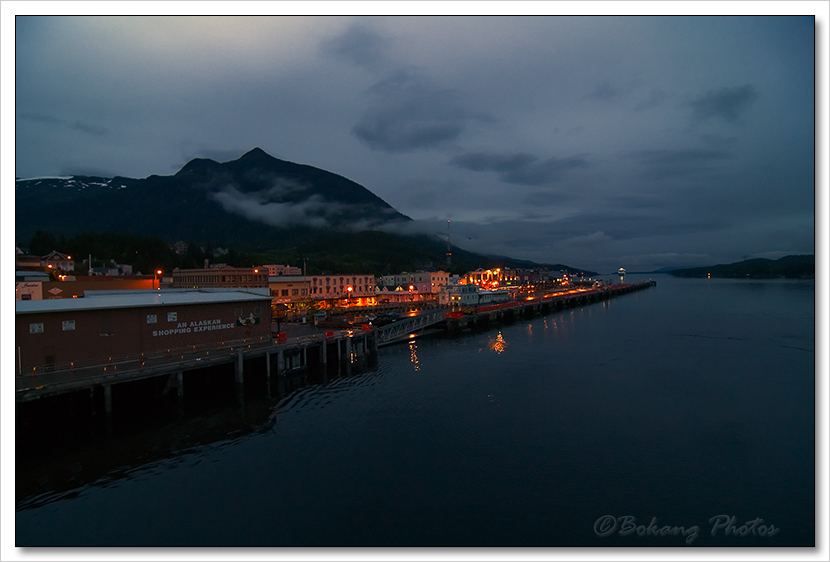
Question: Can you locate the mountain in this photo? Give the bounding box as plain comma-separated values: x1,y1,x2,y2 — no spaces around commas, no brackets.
669,255,814,279
16,148,409,249
16,148,590,275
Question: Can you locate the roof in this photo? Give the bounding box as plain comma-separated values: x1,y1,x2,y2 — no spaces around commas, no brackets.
16,288,271,315
42,250,72,261
16,271,51,280
268,275,309,283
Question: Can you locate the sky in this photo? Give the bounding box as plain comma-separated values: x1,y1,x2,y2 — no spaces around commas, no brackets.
6,7,826,274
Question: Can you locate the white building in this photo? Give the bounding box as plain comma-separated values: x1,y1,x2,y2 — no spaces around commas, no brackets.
440,283,480,307
379,271,450,296
477,289,510,305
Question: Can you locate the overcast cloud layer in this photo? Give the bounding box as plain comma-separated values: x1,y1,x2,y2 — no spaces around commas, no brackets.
11,13,819,273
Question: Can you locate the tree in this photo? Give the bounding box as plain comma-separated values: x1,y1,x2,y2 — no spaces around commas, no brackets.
28,230,58,255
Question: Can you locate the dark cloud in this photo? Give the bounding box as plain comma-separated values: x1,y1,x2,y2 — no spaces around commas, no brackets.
699,134,739,149
634,88,669,111
449,152,537,173
320,23,389,69
449,151,589,186
689,84,758,123
18,112,108,136
587,81,624,102
17,111,63,125
352,70,473,152
629,148,731,180
68,120,109,136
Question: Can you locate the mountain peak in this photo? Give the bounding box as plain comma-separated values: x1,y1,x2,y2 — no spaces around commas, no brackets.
237,147,274,162
175,156,221,177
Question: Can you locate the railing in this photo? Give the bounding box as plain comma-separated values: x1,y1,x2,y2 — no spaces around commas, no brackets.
18,336,271,378
16,327,363,391
375,309,448,345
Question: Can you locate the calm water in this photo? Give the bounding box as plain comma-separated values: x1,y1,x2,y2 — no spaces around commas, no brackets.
16,275,815,547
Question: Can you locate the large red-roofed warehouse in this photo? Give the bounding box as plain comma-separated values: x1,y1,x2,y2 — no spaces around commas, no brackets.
15,288,272,373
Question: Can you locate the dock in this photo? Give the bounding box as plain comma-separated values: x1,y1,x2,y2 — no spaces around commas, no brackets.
445,281,656,331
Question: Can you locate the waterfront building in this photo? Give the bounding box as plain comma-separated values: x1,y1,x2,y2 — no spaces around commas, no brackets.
42,251,75,272
15,271,52,301
263,264,302,276
15,288,272,374
465,268,505,289
15,249,75,272
375,284,427,303
16,274,158,300
269,276,310,305
172,266,269,288
440,283,480,307
308,274,376,305
477,289,510,305
379,271,450,297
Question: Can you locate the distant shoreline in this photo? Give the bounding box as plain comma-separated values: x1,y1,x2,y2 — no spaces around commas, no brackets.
668,254,814,279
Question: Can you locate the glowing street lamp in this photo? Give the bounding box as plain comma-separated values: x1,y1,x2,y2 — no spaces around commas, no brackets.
155,269,162,290
347,285,353,306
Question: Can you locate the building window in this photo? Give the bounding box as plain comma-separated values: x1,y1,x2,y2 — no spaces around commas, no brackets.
147,314,157,324
62,320,76,331
281,289,288,297
167,312,177,322
235,308,242,316
292,289,299,296
255,307,261,314
29,322,44,334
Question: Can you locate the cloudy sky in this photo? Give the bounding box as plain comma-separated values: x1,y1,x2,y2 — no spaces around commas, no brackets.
7,9,823,273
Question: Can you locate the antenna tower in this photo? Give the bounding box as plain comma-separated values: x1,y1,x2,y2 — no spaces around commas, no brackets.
446,219,452,268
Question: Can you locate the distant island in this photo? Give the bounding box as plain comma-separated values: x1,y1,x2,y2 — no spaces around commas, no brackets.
669,254,814,279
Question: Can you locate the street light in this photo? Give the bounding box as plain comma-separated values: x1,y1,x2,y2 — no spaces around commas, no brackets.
155,269,162,290
347,285,353,306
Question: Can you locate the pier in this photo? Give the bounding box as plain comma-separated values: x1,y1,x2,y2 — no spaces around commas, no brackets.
16,281,655,423
445,280,656,331
15,329,378,417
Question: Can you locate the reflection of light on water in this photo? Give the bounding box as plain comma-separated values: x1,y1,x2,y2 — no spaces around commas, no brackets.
409,340,420,371
489,331,508,354
527,323,533,337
